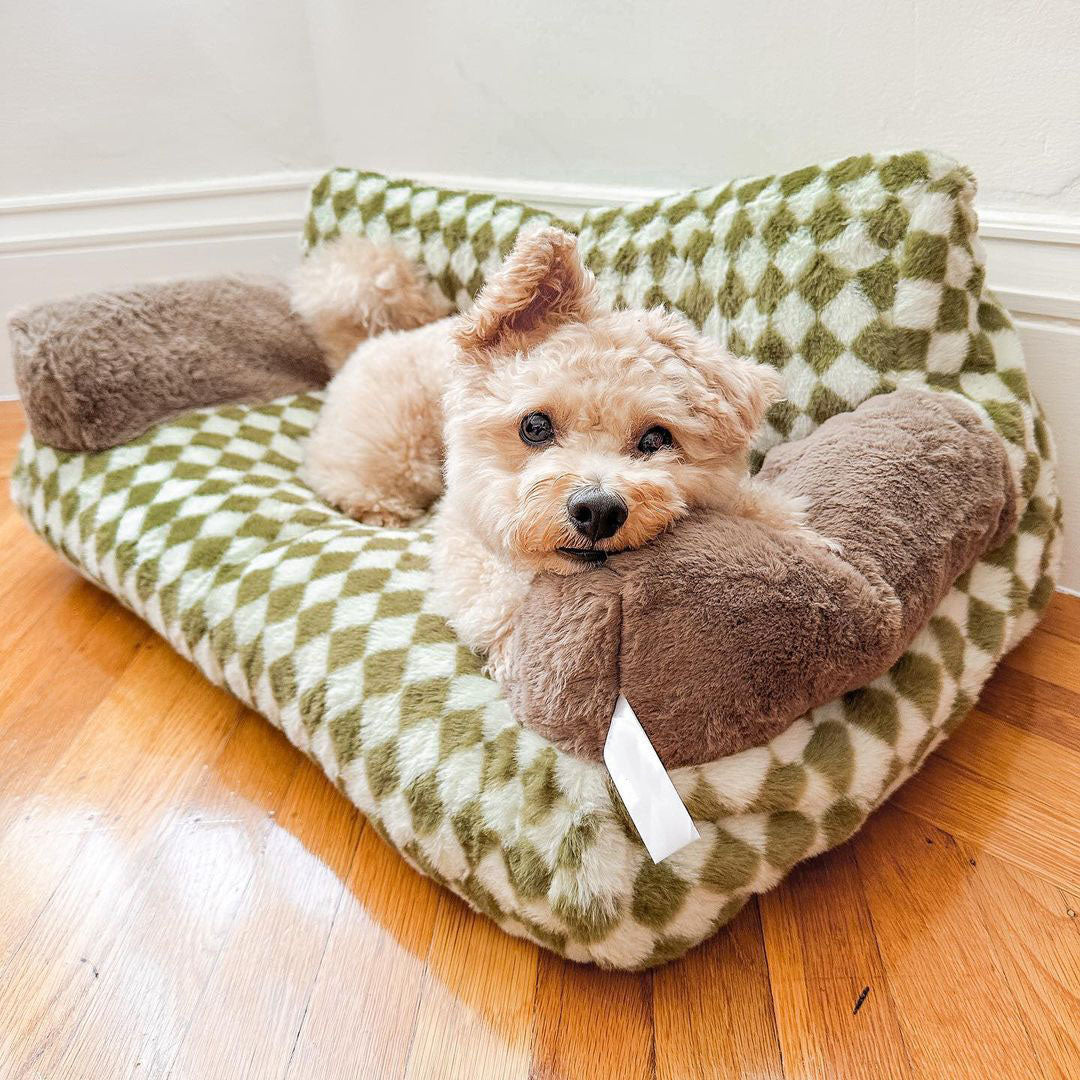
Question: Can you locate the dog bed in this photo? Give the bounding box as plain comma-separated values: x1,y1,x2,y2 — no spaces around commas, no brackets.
12,150,1062,968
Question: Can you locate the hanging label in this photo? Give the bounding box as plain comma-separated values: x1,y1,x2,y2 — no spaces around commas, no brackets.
603,694,700,863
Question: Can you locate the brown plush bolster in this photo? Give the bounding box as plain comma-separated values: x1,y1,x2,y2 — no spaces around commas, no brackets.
10,276,329,452
504,390,1017,768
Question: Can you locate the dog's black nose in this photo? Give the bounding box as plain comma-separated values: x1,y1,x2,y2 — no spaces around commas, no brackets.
567,487,628,542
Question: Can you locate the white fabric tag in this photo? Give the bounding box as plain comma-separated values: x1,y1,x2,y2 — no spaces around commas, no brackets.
603,694,700,863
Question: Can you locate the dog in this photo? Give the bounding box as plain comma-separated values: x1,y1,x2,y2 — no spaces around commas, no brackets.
295,227,823,676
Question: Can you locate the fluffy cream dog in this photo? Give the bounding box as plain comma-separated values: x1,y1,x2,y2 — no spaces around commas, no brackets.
296,228,820,674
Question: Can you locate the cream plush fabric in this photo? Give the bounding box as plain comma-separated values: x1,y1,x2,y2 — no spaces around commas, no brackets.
13,150,1062,968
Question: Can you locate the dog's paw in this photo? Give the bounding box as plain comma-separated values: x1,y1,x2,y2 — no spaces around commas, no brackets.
349,505,418,528
301,466,422,527
740,485,843,556
797,525,844,556
326,488,423,527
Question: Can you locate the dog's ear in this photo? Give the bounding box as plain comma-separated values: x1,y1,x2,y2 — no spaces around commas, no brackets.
647,310,785,453
454,227,598,364
704,352,785,452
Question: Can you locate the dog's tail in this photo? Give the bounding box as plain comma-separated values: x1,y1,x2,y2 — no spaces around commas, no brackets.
291,237,452,371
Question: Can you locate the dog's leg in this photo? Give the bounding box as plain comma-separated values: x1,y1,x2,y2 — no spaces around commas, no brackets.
730,478,843,553
303,319,455,526
430,506,535,678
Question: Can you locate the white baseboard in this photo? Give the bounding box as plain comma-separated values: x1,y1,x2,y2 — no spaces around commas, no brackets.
0,172,318,254
2,169,1077,588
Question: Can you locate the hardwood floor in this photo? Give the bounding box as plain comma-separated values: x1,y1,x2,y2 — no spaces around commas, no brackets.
0,399,1076,1080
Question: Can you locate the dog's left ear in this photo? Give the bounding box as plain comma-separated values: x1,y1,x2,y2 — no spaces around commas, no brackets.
704,351,785,452
647,310,785,453
455,227,598,364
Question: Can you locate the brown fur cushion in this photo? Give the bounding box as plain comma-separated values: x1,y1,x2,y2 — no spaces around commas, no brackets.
503,390,1017,768
10,276,329,452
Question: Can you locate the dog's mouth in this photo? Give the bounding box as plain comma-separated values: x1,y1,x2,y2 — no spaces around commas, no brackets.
556,545,626,564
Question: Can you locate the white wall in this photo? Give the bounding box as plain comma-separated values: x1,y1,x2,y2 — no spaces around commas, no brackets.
3,1,1078,211
310,0,1080,215
0,1,328,197
2,0,1078,585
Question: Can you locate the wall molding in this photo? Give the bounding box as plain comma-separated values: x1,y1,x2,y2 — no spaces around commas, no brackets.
0,172,319,255
2,168,1077,320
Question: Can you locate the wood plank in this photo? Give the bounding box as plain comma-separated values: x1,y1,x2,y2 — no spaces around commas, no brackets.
0,600,149,813
976,664,1080,752
1003,627,1080,695
759,846,911,1079
0,523,79,616
0,636,220,974
531,952,654,1080
941,708,1080,825
167,758,363,1080
893,712,1080,891
954,840,1080,1077
45,710,303,1079
0,659,241,1077
0,401,26,476
653,900,783,1080
284,825,443,1080
1038,590,1080,645
403,896,538,1080
0,575,120,720
894,754,1079,894
854,805,1047,1080
0,398,25,431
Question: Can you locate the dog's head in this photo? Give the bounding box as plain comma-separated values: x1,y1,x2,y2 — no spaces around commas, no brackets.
443,227,784,573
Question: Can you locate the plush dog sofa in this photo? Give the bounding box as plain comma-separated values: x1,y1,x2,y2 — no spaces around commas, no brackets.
12,150,1062,968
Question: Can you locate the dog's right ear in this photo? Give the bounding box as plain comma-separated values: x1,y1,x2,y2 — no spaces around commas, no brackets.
454,227,598,365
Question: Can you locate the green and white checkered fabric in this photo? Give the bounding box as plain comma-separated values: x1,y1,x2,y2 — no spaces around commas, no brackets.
14,151,1061,969
303,169,573,312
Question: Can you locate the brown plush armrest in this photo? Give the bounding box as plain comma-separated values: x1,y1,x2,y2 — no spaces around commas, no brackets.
504,390,1017,768
10,276,328,452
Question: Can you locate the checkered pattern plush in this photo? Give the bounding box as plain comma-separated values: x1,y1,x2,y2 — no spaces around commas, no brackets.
14,150,1061,969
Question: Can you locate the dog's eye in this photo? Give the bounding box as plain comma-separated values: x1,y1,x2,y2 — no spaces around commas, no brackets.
520,411,555,446
637,425,673,454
